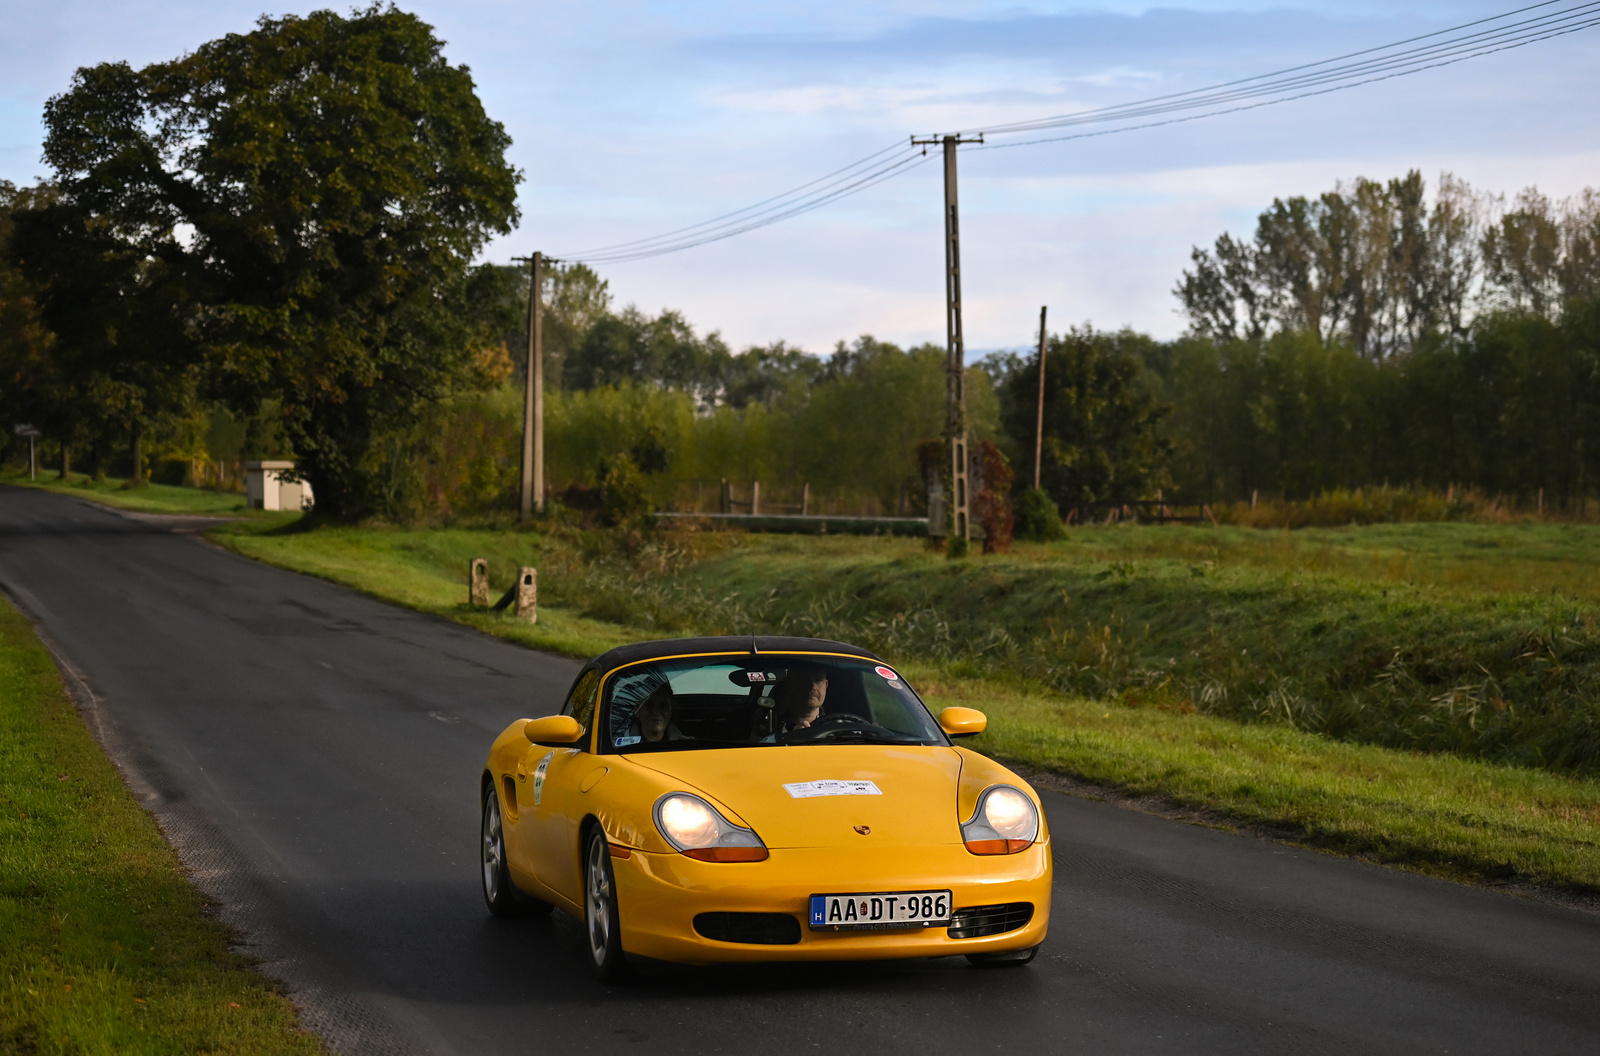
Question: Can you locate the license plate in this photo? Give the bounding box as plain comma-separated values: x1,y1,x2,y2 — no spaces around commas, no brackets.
809,890,952,931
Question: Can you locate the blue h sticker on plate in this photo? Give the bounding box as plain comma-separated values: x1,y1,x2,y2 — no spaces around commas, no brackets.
810,896,827,925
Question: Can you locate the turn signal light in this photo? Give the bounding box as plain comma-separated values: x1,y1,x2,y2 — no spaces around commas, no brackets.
683,846,770,862
963,838,1034,855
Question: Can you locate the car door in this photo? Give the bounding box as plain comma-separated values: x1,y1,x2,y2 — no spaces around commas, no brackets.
517,668,601,904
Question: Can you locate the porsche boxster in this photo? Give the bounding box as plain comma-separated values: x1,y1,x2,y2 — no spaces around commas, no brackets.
480,636,1050,979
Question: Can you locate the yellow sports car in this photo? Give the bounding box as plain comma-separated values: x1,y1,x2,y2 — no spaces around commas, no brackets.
480,636,1050,979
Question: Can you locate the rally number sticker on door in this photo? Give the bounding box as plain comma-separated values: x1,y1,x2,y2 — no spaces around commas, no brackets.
532,752,553,805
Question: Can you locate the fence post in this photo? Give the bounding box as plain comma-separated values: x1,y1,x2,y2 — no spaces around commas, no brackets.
802,482,811,516
751,480,761,516
469,558,490,606
515,567,538,623
720,479,731,514
1538,487,1544,516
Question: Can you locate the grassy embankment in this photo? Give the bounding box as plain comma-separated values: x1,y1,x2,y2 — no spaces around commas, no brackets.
0,469,261,517
208,516,1600,895
0,595,318,1054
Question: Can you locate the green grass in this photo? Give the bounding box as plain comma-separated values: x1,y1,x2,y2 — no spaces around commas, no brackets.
208,515,1600,895
0,469,259,517
0,595,320,1055
930,669,1600,890
665,530,1600,773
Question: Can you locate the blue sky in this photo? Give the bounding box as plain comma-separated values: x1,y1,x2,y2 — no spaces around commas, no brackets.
3,2,1597,351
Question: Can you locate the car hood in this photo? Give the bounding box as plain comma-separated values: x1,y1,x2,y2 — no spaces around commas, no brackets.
627,744,965,849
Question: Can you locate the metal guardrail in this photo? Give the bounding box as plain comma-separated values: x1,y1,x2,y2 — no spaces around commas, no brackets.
653,512,932,537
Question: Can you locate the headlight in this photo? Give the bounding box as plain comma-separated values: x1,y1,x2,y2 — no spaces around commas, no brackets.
961,785,1040,854
653,793,769,862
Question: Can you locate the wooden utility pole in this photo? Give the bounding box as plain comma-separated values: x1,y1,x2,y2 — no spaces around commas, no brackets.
1033,305,1047,491
513,253,548,518
912,133,983,543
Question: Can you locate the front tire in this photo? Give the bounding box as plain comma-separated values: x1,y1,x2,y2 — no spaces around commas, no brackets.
482,790,519,916
584,828,631,981
966,944,1039,968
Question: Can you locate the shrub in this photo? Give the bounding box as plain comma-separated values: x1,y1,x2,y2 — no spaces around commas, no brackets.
1012,487,1065,540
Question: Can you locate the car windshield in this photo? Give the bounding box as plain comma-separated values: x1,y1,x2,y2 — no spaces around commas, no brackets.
600,654,947,753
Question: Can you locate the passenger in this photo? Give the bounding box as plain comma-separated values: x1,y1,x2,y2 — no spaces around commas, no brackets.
632,684,686,743
774,668,830,735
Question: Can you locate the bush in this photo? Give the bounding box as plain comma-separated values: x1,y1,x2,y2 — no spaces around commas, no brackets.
1013,487,1064,540
598,452,651,527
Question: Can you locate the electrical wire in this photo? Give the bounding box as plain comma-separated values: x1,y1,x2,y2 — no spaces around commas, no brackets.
960,0,1597,137
569,149,935,265
963,0,1600,146
556,0,1600,265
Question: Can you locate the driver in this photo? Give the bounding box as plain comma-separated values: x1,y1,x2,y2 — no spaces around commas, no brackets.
774,668,830,735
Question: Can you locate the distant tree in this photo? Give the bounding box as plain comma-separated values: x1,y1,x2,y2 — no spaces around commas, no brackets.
6,174,197,482
482,261,612,390
796,336,998,513
1178,172,1600,358
566,306,732,405
995,327,1172,508
33,6,521,517
723,341,822,409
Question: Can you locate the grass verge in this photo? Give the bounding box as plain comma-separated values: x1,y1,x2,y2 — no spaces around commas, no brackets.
0,594,319,1055
0,470,258,517
207,517,1600,896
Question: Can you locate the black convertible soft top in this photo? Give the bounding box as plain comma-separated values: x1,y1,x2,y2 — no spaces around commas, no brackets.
590,635,881,673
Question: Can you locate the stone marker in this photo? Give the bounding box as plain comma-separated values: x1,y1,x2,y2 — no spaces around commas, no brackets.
514,567,538,623
469,558,490,606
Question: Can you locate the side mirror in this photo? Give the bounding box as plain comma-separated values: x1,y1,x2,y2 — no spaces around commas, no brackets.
523,715,586,746
937,706,987,738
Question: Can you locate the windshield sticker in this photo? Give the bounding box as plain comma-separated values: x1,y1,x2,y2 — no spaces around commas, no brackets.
874,666,897,681
784,780,883,799
614,734,642,747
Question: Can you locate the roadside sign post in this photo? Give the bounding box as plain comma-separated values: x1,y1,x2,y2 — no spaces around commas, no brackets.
14,425,41,481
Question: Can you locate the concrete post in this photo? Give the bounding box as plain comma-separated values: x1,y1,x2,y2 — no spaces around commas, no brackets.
515,567,538,623
927,480,947,537
469,558,490,606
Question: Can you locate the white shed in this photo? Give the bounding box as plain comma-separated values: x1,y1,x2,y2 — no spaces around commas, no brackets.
246,460,314,512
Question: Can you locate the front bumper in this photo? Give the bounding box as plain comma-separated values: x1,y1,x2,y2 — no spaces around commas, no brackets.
614,840,1051,964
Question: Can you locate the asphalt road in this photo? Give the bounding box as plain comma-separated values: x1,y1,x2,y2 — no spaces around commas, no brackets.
3,485,1600,1056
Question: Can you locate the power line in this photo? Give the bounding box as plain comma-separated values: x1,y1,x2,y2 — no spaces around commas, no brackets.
961,0,1596,137
568,147,931,264
964,0,1600,146
555,0,1600,265
565,140,914,259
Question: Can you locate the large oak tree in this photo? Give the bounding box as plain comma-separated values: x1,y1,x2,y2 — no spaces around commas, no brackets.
29,5,520,516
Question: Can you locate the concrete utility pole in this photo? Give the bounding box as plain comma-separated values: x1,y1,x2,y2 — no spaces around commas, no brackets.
912,133,983,543
1034,305,1048,491
513,253,549,518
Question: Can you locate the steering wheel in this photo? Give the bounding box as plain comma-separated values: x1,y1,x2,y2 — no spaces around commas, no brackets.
807,712,869,730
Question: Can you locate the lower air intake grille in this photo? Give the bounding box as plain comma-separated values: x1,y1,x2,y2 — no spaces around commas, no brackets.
694,912,802,945
948,902,1034,939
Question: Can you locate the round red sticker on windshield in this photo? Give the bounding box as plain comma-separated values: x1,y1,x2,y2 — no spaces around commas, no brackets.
874,666,897,680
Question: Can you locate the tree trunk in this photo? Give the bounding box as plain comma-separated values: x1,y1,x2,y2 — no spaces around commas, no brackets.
59,444,70,479
130,424,146,487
